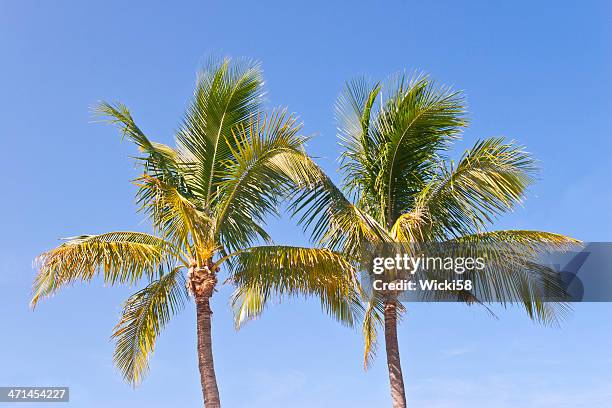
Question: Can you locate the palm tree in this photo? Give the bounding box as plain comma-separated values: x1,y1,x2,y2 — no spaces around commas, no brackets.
32,58,361,408
286,74,578,407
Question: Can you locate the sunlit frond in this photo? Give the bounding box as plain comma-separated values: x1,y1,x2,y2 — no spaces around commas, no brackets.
455,229,579,247
230,284,268,329
215,110,318,252
409,137,537,239
362,292,385,369
96,102,183,180
112,267,188,385
291,170,392,257
448,230,581,325
32,232,178,307
336,78,382,201
135,175,212,254
390,208,429,242
335,74,467,226
176,57,265,207
376,74,466,226
229,246,363,328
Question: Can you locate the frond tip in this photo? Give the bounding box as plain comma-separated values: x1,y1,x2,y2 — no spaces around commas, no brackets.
112,267,188,385
32,232,175,308
229,246,363,328
362,294,385,369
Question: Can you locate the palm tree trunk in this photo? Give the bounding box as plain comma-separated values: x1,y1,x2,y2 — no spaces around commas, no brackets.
384,299,407,408
196,295,221,408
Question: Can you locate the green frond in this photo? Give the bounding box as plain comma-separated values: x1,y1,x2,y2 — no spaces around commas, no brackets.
230,284,268,329
390,208,430,242
229,246,363,328
214,110,317,252
290,169,393,257
135,175,212,253
335,73,467,227
112,267,188,385
32,232,177,307
362,292,385,370
411,137,537,239
96,101,183,180
447,230,581,325
336,78,382,201
377,74,467,226
176,57,265,208
455,230,580,248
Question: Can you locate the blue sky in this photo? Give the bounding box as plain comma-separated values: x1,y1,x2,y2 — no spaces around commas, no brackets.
1,1,611,406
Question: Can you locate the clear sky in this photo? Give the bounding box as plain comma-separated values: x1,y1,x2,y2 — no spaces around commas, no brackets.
1,1,611,407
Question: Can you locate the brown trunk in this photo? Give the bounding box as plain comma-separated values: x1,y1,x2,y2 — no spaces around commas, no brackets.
384,299,407,408
196,296,221,408
190,261,221,408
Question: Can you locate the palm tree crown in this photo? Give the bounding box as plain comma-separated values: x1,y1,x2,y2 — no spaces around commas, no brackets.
32,58,360,407
289,73,578,407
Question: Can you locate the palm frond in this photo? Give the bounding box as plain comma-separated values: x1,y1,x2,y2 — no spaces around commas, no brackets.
230,284,269,329
448,230,581,325
379,74,466,226
409,137,537,239
96,102,183,181
336,78,382,202
214,110,317,252
455,230,579,249
362,292,385,369
32,232,178,307
176,57,265,208
112,267,188,385
135,175,212,253
229,246,363,328
390,208,430,242
290,169,392,257
337,73,467,227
